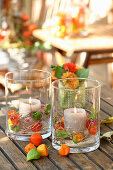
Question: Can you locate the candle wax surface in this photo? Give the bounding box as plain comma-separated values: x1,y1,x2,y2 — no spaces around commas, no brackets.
19,99,41,117
64,108,87,133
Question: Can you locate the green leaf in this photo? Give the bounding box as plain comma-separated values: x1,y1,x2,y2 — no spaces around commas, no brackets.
55,66,66,79
56,130,71,139
75,69,89,78
31,111,42,120
91,107,95,114
73,136,78,144
101,117,113,124
89,106,98,120
9,124,20,132
51,65,56,71
27,149,41,161
45,104,51,115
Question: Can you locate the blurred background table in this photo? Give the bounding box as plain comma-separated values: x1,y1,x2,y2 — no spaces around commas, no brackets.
33,24,113,67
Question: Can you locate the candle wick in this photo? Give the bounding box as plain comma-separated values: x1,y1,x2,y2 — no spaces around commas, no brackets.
30,102,32,112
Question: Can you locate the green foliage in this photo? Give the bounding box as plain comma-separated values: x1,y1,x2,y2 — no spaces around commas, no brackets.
55,66,66,79
88,106,98,120
75,69,89,78
31,111,42,120
9,124,20,132
51,65,56,71
73,136,78,144
56,130,71,139
45,104,51,115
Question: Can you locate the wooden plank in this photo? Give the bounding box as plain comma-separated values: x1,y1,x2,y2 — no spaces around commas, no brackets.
100,140,113,158
17,139,79,170
89,57,113,65
0,130,37,170
101,86,113,106
69,154,101,170
100,100,113,116
0,151,15,170
86,149,113,169
100,123,113,135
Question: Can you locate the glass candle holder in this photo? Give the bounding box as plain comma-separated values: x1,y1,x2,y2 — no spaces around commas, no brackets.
5,69,51,141
52,78,101,153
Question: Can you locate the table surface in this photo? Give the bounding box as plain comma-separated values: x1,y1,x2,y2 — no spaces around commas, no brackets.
0,85,113,170
33,24,113,55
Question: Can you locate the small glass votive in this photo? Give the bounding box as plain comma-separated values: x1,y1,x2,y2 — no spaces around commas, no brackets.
52,78,101,153
5,69,51,141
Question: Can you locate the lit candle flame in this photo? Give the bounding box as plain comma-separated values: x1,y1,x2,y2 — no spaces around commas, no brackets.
29,97,32,104
74,108,77,113
26,86,28,91
75,95,77,100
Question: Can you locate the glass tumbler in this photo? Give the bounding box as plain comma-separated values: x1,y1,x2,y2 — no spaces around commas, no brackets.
5,69,51,141
52,78,101,153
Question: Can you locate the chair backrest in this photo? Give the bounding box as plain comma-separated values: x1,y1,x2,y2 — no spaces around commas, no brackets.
45,0,71,20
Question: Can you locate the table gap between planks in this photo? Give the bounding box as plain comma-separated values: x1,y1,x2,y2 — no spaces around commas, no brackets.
0,85,113,170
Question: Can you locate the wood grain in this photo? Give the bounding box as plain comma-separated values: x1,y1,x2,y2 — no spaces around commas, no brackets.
0,151,15,170
0,130,37,170
86,149,113,169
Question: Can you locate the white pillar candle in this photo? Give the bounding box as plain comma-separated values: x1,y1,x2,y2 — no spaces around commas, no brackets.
64,108,87,133
19,98,41,117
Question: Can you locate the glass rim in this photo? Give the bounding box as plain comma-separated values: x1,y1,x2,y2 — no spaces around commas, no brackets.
52,77,101,91
5,69,51,82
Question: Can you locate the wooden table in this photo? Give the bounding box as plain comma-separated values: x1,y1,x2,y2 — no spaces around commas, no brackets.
0,85,113,170
33,24,113,67
33,24,113,87
33,24,113,55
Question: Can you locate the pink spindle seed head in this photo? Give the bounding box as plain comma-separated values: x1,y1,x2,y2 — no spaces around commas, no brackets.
41,104,45,109
25,118,30,122
92,121,99,125
12,124,16,127
28,116,32,119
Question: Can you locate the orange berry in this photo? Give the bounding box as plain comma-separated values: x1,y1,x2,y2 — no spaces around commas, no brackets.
8,110,17,118
37,144,48,156
10,114,20,125
88,126,97,135
73,133,83,143
8,110,19,125
23,31,31,38
58,144,70,156
28,24,37,32
62,117,64,123
52,70,57,80
24,143,36,153
30,133,43,146
21,13,29,21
